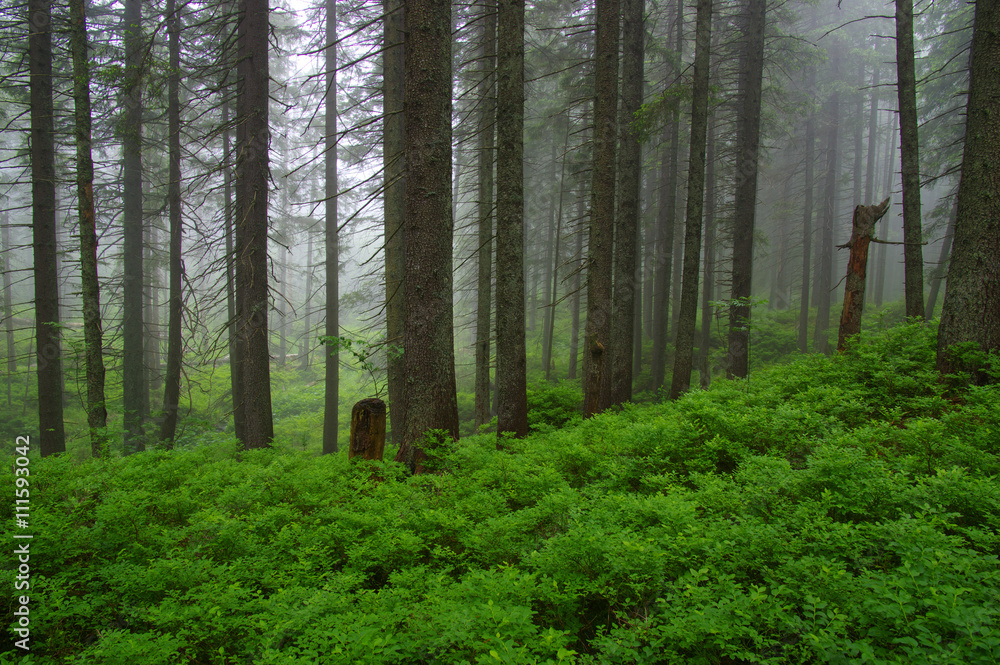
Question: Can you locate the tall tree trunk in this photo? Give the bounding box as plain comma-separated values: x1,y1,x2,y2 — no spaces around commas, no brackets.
567,203,583,380
924,199,956,318
583,0,619,417
301,230,313,370
496,0,528,439
726,0,765,379
235,0,274,449
384,0,406,445
936,0,1000,383
864,64,881,205
29,0,65,456
670,0,712,399
874,111,898,309
543,117,569,383
395,0,459,471
895,0,925,319
70,0,108,455
610,0,644,406
2,217,15,407
160,0,183,445
143,222,157,418
814,54,841,355
323,0,340,454
797,76,816,353
650,14,683,391
474,0,495,428
123,0,144,453
699,116,716,387
223,95,244,439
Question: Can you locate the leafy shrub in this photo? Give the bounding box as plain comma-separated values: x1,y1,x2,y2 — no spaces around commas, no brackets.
527,381,582,432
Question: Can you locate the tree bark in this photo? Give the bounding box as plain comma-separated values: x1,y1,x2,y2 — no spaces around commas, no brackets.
814,50,840,355
223,96,244,439
936,0,1000,383
543,117,570,383
726,0,765,379
122,0,144,453
349,398,386,461
474,0,495,428
924,199,956,318
699,115,716,387
235,0,274,449
650,15,683,391
567,201,584,380
495,0,528,439
895,0,925,319
160,0,183,445
29,0,66,456
384,0,406,445
395,0,459,471
837,198,891,350
798,70,816,353
583,0,618,416
670,0,712,399
874,111,898,309
323,0,340,454
610,0,644,406
70,0,108,455
2,218,15,407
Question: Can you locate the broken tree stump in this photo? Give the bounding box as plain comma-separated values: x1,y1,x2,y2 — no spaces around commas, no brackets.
349,398,386,461
837,197,891,351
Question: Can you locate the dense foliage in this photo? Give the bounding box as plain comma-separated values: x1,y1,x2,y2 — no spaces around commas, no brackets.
2,323,998,664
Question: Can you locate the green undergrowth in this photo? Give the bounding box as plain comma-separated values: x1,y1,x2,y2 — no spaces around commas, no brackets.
2,323,999,664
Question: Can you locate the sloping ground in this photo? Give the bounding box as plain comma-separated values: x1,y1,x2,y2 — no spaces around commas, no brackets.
2,323,998,664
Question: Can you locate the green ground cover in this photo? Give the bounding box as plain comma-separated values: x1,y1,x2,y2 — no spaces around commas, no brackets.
2,322,998,663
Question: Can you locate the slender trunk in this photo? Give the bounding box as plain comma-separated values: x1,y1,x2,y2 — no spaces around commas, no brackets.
670,0,711,399
699,116,716,387
235,0,274,449
544,117,570,382
814,53,841,354
895,0,925,319
864,64,881,205
474,0,495,428
863,63,881,300
567,203,584,380
609,0,644,406
160,0,183,445
223,95,243,438
2,218,15,406
29,0,65,456
301,229,313,370
384,0,406,445
323,0,340,454
726,0,765,379
852,60,865,209
650,14,683,391
874,111,898,308
70,0,108,455
797,74,816,353
143,222,156,419
583,0,619,417
123,0,145,453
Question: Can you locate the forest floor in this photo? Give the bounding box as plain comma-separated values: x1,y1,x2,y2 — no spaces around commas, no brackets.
2,322,999,664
